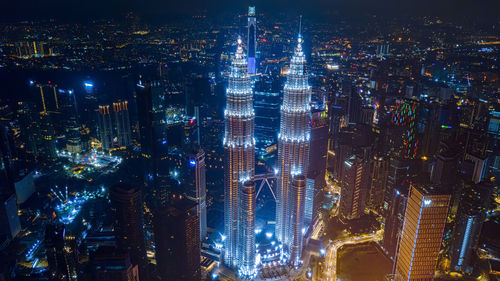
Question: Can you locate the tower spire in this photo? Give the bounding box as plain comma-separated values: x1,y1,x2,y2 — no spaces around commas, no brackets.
299,15,302,36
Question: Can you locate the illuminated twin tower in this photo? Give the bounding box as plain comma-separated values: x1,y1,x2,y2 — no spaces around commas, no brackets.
223,8,311,278
275,33,311,267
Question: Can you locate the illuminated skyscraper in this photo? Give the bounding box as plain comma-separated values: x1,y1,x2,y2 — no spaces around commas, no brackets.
45,223,79,281
113,101,132,147
391,99,418,159
289,174,306,267
449,182,491,274
237,180,256,278
247,6,257,74
185,148,207,240
223,38,255,269
97,105,113,151
34,82,59,114
339,154,371,220
394,185,450,281
276,34,311,251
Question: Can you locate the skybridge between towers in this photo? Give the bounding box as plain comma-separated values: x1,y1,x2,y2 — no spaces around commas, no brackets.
254,172,278,201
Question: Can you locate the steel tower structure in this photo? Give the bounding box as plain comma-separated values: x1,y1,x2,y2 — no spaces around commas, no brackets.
276,34,311,253
223,38,256,269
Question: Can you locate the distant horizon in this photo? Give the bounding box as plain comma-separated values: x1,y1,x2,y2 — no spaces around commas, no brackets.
2,0,499,23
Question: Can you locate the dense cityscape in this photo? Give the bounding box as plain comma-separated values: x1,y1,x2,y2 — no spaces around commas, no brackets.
0,1,499,281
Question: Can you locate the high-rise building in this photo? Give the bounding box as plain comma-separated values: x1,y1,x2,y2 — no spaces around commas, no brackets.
431,149,459,186
45,223,79,281
223,38,255,269
34,82,59,114
247,6,257,74
109,183,148,280
113,101,132,147
136,81,169,189
97,105,113,151
254,90,280,155
98,101,132,151
15,101,39,164
153,199,201,281
307,109,329,192
58,89,82,154
384,157,410,213
368,155,388,213
91,246,139,281
38,114,57,161
382,187,408,261
394,185,450,281
304,177,315,227
289,174,306,267
391,99,418,159
237,180,257,278
276,35,311,250
185,148,207,240
449,182,492,274
339,155,371,220
136,81,155,185
0,193,21,241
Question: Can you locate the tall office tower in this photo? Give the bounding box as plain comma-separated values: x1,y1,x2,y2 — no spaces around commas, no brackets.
254,90,280,156
65,121,82,154
237,181,257,278
15,101,39,163
276,35,311,248
39,114,57,161
57,89,82,154
136,81,155,185
223,38,255,268
97,105,113,151
113,101,132,147
449,182,492,274
153,199,201,281
307,109,329,191
419,101,441,157
304,177,315,227
368,155,388,213
289,174,306,267
45,223,78,281
91,246,139,281
34,82,59,114
185,148,207,240
391,99,418,159
247,6,257,74
394,185,450,281
381,187,408,261
383,157,410,213
431,149,459,186
0,124,14,183
339,155,371,220
109,183,148,280
136,81,169,189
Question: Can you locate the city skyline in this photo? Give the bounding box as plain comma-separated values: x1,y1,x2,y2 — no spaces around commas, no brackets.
0,3,499,281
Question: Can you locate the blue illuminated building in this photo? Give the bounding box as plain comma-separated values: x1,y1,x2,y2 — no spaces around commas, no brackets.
449,182,492,274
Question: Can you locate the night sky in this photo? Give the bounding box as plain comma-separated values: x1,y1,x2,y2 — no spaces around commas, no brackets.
1,0,499,22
